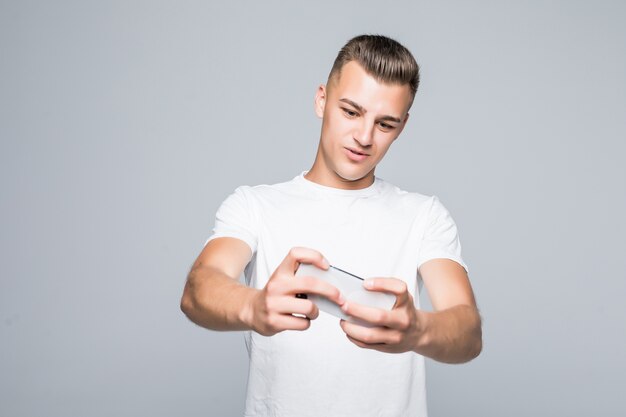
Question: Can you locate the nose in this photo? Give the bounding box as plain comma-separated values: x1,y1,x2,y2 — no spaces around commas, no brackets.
353,120,374,147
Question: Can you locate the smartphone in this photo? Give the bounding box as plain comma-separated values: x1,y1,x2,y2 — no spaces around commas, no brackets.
294,263,396,326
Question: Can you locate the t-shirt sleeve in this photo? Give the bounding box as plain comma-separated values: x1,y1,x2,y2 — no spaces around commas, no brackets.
416,196,469,274
204,185,258,253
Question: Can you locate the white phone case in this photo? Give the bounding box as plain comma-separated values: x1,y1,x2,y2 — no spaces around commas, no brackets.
294,263,396,326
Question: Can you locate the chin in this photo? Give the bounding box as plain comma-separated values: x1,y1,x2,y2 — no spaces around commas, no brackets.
334,167,370,182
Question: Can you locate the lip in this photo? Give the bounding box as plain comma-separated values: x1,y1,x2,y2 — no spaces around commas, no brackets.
344,147,369,162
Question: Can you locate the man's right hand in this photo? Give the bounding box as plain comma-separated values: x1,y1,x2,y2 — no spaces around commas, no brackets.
243,247,345,336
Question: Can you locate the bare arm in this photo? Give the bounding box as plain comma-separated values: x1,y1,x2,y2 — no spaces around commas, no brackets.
181,239,345,334
339,258,482,363
415,258,482,363
180,237,257,331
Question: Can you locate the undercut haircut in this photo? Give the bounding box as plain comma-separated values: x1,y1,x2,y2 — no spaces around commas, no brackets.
328,34,420,108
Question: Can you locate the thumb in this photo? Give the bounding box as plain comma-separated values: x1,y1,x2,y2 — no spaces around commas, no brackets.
274,247,330,278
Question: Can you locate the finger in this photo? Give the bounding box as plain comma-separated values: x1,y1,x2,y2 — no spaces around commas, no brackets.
341,300,390,326
341,300,408,329
275,247,329,276
271,296,319,320
364,277,407,304
289,275,344,306
273,314,312,331
264,273,344,306
346,334,376,349
340,319,390,345
345,334,395,353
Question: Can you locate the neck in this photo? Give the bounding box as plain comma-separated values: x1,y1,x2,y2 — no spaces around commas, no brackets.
304,165,375,191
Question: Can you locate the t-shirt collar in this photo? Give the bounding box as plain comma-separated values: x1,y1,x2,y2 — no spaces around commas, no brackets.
294,170,381,197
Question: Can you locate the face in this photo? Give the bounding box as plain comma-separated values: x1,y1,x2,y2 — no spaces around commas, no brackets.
307,60,412,189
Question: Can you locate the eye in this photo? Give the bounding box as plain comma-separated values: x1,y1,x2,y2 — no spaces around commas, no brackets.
341,108,358,118
379,122,395,131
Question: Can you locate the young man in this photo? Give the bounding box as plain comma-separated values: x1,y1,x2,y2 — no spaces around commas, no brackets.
181,34,482,417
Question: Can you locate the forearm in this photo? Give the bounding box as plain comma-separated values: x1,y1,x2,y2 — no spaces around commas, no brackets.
180,265,257,331
414,304,482,363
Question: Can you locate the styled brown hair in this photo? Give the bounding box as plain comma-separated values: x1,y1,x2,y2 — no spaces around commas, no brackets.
328,34,420,107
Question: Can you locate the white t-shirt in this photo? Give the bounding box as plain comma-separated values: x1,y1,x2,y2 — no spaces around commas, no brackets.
205,171,468,417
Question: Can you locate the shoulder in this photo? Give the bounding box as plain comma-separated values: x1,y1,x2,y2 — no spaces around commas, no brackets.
226,176,301,205
375,178,458,224
376,177,435,207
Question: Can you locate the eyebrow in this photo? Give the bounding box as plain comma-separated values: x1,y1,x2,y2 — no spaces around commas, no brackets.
339,98,403,124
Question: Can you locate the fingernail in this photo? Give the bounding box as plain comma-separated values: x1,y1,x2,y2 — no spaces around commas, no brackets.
322,257,330,269
364,279,374,289
339,293,346,305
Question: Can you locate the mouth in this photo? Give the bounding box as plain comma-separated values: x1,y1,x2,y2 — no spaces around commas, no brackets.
344,147,369,162
346,147,369,156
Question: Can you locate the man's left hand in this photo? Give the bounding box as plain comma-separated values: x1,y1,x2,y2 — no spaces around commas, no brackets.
339,277,423,354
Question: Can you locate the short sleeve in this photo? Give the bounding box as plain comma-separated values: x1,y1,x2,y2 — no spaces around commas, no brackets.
416,196,469,274
204,186,258,253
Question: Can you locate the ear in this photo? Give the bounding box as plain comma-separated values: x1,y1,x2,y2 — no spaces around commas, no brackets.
314,84,327,118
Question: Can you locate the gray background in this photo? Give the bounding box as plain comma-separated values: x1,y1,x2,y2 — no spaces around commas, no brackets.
2,1,625,416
